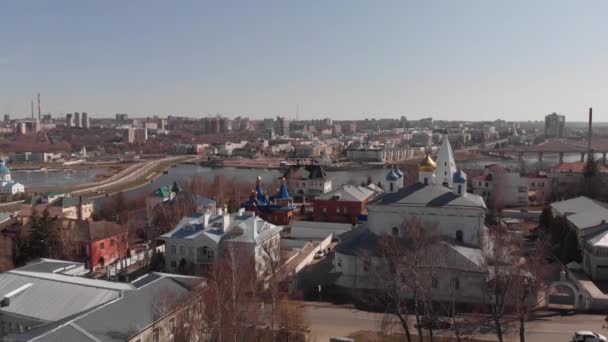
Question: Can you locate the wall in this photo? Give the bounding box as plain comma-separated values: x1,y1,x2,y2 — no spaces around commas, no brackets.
294,233,333,273
312,199,364,224
291,221,352,240
368,205,485,247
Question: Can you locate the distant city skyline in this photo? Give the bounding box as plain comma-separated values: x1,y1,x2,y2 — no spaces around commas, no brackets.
2,0,608,121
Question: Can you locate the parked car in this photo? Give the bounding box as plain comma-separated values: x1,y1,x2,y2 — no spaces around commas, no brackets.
572,331,607,342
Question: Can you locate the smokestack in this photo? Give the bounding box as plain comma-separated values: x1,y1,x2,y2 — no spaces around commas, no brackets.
30,100,34,120
589,107,593,152
37,93,41,121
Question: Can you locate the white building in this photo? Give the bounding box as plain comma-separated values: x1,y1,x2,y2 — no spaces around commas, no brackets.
0,159,24,195
472,164,528,209
333,149,489,304
160,209,282,277
217,140,248,156
550,197,608,280
283,164,333,199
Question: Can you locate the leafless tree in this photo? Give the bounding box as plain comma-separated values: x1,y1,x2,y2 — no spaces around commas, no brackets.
260,236,282,342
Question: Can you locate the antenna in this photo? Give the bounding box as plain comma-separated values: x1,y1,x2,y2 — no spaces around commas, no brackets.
30,100,34,119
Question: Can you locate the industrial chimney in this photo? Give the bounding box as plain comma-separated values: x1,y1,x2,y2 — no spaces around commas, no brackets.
588,107,593,153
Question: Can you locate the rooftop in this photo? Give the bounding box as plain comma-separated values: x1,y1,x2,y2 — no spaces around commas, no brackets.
370,182,486,209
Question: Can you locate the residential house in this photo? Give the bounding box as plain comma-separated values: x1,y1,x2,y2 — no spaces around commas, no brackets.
550,196,608,280
160,209,282,277
62,219,129,270
313,184,382,224
472,164,528,209
19,192,93,224
283,164,332,200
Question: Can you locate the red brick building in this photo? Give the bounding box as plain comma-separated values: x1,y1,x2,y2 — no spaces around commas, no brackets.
63,220,129,270
312,185,382,224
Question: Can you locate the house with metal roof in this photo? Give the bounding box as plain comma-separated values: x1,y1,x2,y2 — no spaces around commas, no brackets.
19,192,93,224
283,164,332,199
1,260,203,342
312,184,382,224
550,196,608,280
160,208,282,277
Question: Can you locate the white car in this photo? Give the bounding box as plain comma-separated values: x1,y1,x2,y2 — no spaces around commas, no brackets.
572,331,607,342
314,250,324,259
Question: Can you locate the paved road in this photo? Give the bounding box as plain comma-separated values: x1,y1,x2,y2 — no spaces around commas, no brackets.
302,302,608,342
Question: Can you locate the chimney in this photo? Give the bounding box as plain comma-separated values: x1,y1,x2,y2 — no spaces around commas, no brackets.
588,107,593,153
222,211,231,233
203,212,211,227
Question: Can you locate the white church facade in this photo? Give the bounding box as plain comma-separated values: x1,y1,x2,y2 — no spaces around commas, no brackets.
333,137,490,304
0,159,24,195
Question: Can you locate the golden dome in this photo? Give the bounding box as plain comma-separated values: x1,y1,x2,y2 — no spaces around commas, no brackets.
418,154,437,172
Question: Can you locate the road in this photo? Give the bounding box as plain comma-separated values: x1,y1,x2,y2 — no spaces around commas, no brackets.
302,302,608,341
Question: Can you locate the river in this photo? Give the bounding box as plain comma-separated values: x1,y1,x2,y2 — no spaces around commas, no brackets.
121,151,591,199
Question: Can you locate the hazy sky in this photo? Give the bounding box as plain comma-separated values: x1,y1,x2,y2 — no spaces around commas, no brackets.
2,0,608,121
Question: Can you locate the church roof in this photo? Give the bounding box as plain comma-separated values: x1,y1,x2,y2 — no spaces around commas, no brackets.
369,182,485,209
274,179,292,200
394,167,404,178
453,169,467,183
0,159,10,175
418,154,437,172
386,169,400,181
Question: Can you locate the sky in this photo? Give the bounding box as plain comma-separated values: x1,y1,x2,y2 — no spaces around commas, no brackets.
1,1,608,121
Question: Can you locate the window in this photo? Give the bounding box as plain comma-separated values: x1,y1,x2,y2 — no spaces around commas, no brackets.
169,317,176,332
424,177,428,185
453,277,460,290
179,245,185,255
392,227,399,237
100,242,105,250
390,183,394,192
336,207,340,214
322,207,327,213
152,327,160,342
337,257,342,268
110,239,115,247
485,182,488,187
170,245,176,255
431,277,438,289
457,185,462,195
363,260,370,272
343,207,348,214
456,230,463,243
171,261,177,268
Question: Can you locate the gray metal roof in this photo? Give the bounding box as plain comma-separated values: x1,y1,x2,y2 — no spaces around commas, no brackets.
315,185,377,202
18,259,86,275
370,182,486,209
550,196,607,216
0,271,122,323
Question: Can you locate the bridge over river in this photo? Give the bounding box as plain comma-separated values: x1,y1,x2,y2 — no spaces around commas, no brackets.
482,137,608,169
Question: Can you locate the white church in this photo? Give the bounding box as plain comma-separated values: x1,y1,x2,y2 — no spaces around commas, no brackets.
0,159,24,195
333,137,490,304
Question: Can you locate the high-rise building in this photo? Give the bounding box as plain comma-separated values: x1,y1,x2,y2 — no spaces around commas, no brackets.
66,113,74,128
74,112,82,128
116,113,129,122
545,112,565,138
82,112,90,129
3,114,9,123
276,116,290,137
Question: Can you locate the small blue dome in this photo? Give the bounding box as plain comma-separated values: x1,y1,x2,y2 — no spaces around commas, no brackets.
386,169,399,181
395,168,404,178
453,169,467,183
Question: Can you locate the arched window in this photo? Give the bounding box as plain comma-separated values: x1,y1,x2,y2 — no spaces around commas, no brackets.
390,182,394,192
392,227,399,237
424,177,428,185
456,230,463,243
453,277,460,290
458,185,462,195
